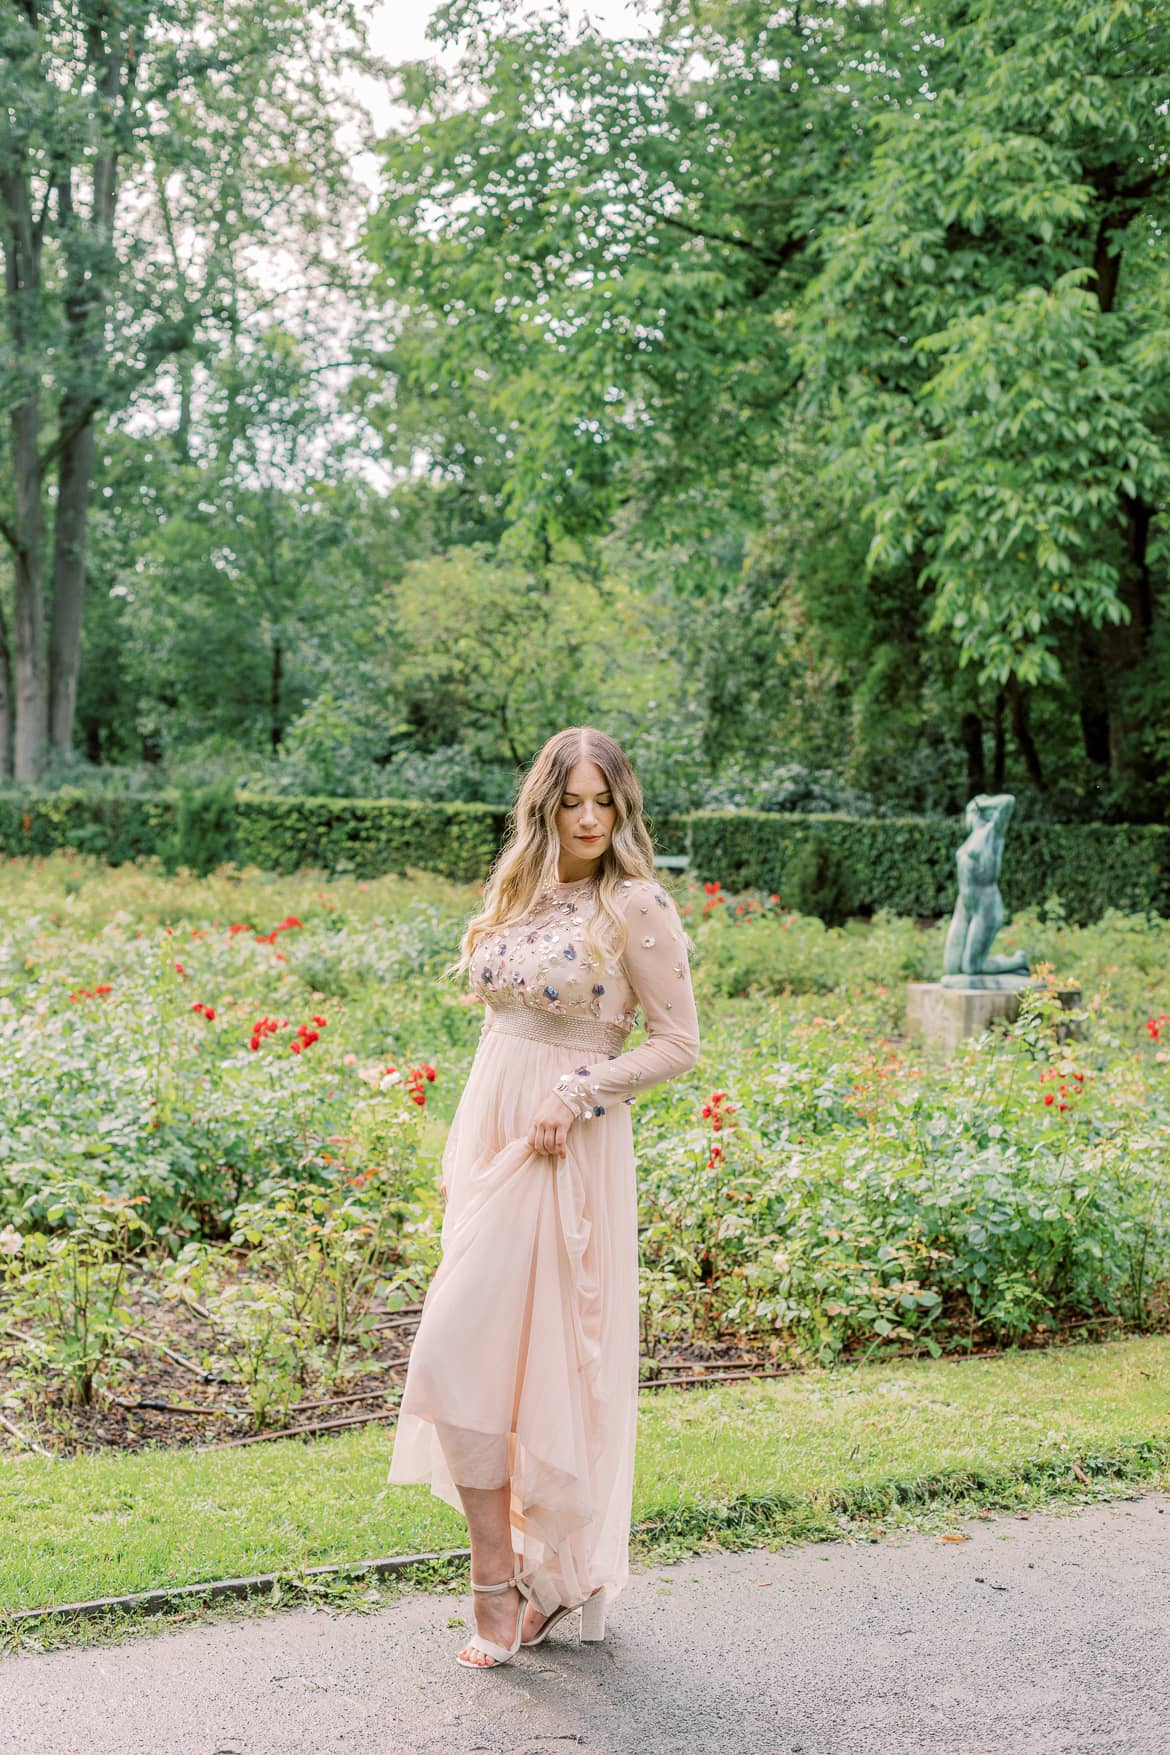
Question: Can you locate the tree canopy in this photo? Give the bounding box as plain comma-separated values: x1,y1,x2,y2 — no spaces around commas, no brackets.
363,0,1170,808
3,0,1168,820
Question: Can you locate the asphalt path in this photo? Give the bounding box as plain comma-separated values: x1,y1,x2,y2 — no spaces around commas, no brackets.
3,1492,1168,1755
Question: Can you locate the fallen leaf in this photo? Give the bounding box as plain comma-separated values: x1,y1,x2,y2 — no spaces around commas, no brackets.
938,1533,970,1543
1071,1464,1088,1484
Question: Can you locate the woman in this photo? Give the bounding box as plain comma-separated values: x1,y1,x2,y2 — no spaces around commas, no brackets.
386,726,701,1670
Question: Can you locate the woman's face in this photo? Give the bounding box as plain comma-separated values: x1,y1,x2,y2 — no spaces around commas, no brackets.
555,758,616,872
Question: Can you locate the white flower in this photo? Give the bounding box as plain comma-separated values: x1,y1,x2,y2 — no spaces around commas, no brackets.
0,1225,23,1256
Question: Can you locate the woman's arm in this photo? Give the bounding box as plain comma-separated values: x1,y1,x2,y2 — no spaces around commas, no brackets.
551,878,700,1121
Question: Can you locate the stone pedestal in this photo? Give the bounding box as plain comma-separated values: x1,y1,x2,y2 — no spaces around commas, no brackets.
906,981,1083,1053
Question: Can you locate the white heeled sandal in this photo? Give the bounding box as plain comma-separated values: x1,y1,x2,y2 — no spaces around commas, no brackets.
456,1555,531,1670
522,1585,608,1647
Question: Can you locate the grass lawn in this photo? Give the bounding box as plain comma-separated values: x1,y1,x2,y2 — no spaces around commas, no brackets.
3,1333,1168,1649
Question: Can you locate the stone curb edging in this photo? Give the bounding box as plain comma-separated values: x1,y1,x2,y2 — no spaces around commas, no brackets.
3,1547,473,1626
8,1436,1169,1630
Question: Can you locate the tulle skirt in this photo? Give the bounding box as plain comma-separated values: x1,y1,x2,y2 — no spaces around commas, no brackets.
386,1018,639,1618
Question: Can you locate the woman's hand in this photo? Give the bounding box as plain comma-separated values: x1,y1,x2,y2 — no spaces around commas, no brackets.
527,1091,576,1160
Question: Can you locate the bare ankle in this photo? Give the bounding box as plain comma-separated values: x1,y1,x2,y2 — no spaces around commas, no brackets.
470,1553,516,1586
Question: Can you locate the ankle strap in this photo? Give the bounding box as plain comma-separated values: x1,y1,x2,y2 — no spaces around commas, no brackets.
470,1556,525,1594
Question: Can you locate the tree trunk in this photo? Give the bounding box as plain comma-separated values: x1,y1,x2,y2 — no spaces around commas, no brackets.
1097,493,1155,783
1075,627,1112,767
0,595,13,778
49,420,96,756
2,141,48,780
47,35,126,761
175,353,194,464
959,710,985,796
992,689,1006,789
270,637,283,752
1007,672,1044,790
10,398,48,780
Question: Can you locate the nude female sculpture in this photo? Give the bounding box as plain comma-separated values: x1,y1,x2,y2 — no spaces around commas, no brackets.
942,794,1031,983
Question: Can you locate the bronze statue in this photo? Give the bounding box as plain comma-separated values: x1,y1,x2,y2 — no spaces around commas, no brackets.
941,794,1030,986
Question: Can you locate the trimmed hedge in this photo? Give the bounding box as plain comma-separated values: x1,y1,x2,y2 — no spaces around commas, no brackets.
684,809,1170,924
2,789,1167,924
236,795,507,884
0,787,508,885
0,788,173,865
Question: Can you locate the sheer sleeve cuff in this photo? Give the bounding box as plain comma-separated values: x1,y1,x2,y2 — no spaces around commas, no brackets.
553,1066,607,1121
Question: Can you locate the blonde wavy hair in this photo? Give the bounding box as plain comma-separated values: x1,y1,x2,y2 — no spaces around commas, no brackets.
445,726,661,982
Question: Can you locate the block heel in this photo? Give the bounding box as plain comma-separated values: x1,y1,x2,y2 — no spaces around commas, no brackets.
521,1584,609,1647
580,1586,607,1641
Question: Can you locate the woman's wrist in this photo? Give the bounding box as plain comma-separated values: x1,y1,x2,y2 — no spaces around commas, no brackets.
553,1069,604,1121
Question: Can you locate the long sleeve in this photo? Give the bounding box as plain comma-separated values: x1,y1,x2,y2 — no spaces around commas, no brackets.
551,878,700,1122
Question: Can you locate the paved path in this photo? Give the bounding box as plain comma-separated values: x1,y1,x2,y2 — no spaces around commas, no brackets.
4,1493,1169,1755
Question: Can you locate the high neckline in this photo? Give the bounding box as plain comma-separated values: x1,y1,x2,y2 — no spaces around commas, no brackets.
543,872,598,896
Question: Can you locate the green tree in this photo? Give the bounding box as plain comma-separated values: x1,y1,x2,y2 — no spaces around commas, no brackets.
798,0,1170,796
385,543,681,769
1,0,378,781
366,0,1170,812
364,0,882,547
78,357,396,772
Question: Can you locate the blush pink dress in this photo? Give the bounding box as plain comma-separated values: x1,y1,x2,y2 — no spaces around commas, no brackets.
386,871,701,1618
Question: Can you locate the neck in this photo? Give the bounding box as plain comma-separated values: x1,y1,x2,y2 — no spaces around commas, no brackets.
554,859,600,885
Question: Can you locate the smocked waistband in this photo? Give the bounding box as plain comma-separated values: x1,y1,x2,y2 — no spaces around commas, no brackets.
486,1005,625,1056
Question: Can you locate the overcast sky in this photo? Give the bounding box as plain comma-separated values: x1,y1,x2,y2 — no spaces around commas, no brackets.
365,0,654,70
348,0,657,185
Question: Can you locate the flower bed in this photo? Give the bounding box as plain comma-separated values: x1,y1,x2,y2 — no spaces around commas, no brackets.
1,852,1167,1454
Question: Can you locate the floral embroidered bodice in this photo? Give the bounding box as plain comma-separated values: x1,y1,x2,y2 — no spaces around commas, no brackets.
470,873,701,1121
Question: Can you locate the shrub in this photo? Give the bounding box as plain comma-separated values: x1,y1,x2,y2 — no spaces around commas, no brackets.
784,826,859,928
1,1182,151,1406
165,779,240,877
